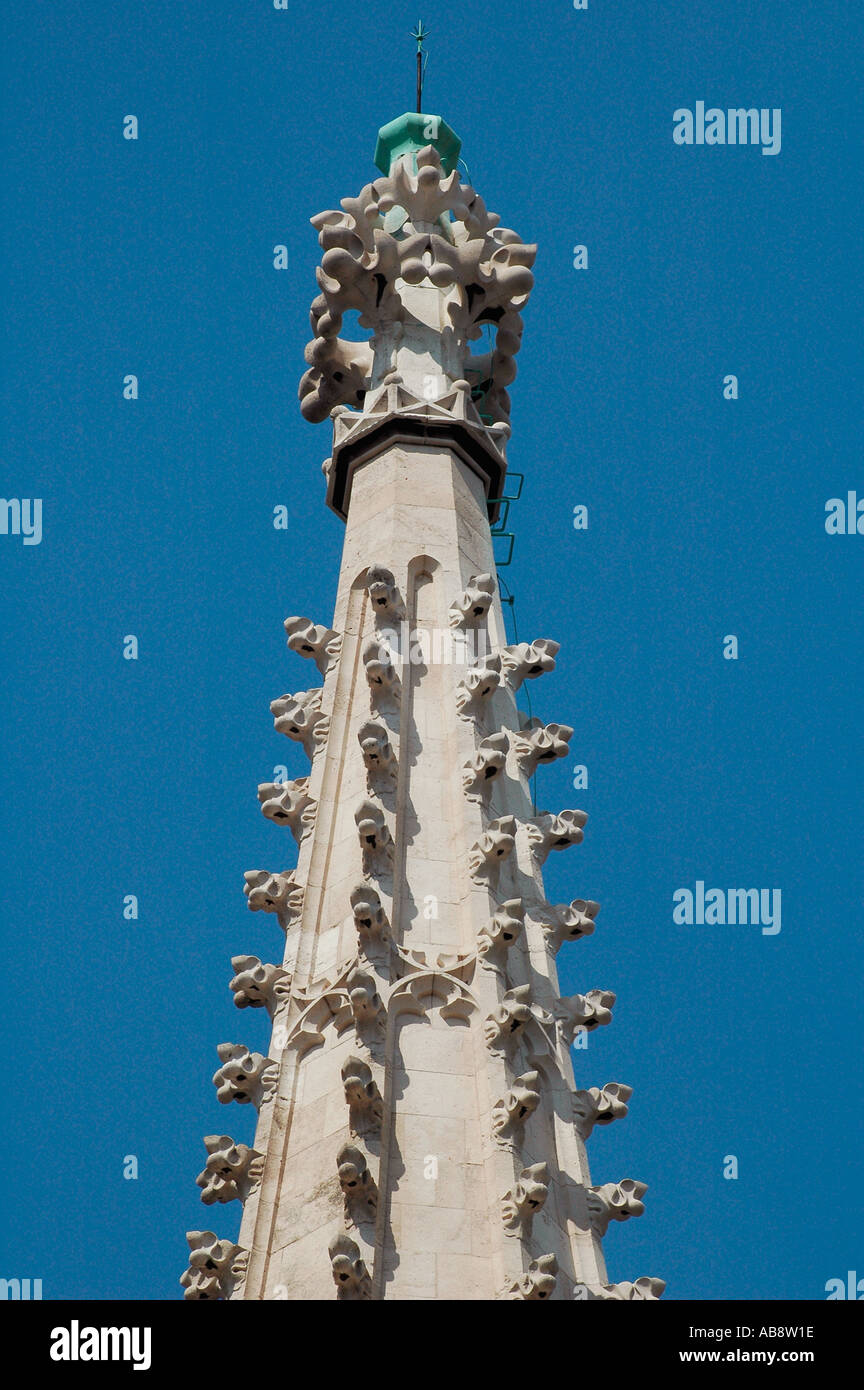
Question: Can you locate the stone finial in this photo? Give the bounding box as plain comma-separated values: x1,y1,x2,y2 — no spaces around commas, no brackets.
283,616,341,675
355,798,394,877
361,635,401,707
512,721,573,777
468,814,516,884
492,1071,541,1143
502,1253,558,1301
257,778,317,843
357,720,397,788
477,898,524,965
540,898,599,953
456,653,503,717
212,1043,277,1109
462,732,508,800
573,1083,633,1139
299,145,535,427
527,809,587,863
483,984,534,1054
228,955,290,1015
270,688,329,757
341,1055,384,1135
180,1231,247,1301
350,883,390,944
337,1143,378,1225
555,989,616,1043
328,1233,372,1300
364,565,405,622
500,639,560,691
196,1136,263,1206
501,1162,549,1237
587,1179,648,1236
449,573,495,629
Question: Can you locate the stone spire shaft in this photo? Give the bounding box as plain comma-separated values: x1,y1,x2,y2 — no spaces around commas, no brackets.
180,113,663,1303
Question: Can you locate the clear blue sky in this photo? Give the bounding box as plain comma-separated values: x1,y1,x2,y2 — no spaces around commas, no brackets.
1,1,860,1301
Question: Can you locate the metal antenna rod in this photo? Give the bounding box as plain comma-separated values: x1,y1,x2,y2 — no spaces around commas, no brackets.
411,21,430,112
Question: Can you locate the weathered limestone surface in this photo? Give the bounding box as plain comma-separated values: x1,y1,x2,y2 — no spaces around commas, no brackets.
183,117,661,1302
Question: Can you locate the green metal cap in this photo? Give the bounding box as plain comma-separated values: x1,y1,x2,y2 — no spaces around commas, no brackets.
374,112,462,175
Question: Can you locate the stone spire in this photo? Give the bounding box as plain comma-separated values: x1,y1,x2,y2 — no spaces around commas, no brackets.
181,112,664,1302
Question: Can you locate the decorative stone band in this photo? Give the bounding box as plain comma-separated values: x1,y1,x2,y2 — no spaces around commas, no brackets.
325,383,510,522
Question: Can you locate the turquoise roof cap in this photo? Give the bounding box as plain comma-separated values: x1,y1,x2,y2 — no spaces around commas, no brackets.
374,112,462,175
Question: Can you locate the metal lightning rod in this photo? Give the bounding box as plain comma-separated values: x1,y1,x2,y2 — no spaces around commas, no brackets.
411,21,430,112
